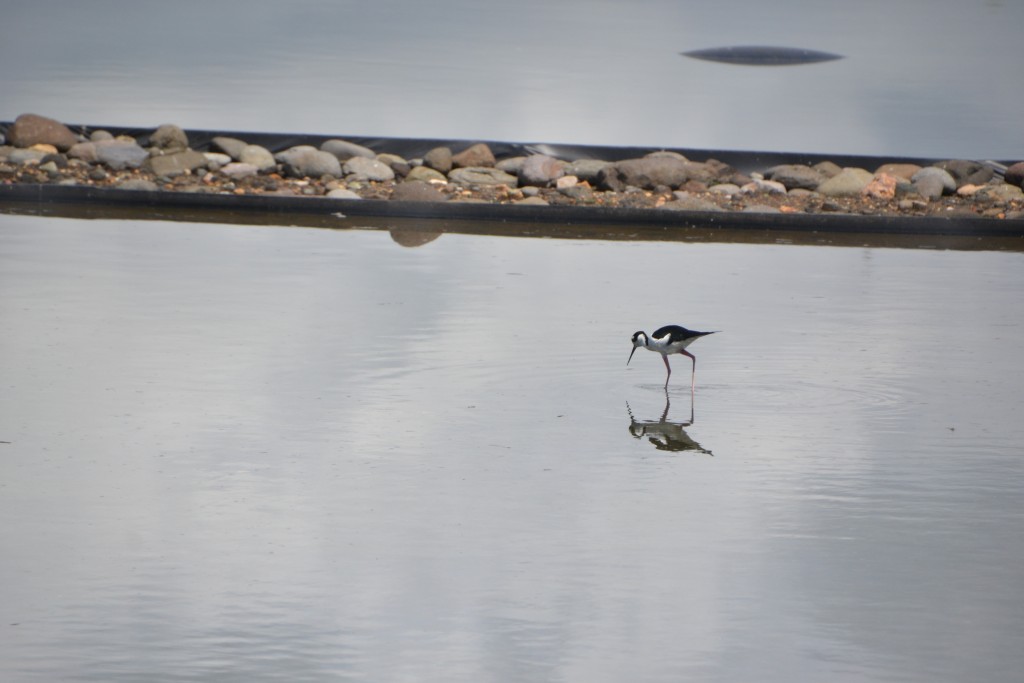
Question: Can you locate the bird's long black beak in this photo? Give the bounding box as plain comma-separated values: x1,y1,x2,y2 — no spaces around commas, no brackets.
627,345,638,365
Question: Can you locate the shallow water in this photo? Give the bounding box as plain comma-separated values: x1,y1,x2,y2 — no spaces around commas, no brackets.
2,214,1023,681
3,0,1024,158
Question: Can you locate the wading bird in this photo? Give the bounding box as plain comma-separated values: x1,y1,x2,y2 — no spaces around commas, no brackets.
628,325,716,390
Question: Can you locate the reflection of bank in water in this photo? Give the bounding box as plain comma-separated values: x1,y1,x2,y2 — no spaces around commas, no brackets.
626,391,713,455
389,227,441,247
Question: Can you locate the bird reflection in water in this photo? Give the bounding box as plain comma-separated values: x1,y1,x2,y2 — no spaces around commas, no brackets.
626,389,713,455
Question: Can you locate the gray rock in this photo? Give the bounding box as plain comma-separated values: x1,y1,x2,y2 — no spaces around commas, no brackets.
978,183,1024,202
913,175,946,200
116,178,159,191
376,152,407,165
894,179,917,197
321,139,376,161
451,143,495,168
41,153,68,169
496,156,527,174
680,161,724,185
239,144,276,171
342,156,395,182
94,139,148,170
276,146,342,178
220,162,259,179
598,157,692,191
391,180,447,202
212,136,248,160
567,159,611,183
559,184,594,201
90,130,114,142
7,113,78,151
405,166,447,183
739,177,787,195
423,146,453,173
817,167,874,196
149,124,188,151
448,167,518,187
143,149,207,176
518,154,565,186
704,158,741,184
765,164,825,190
68,142,99,163
936,159,994,187
8,149,48,164
326,188,362,200
911,167,956,195
376,153,409,175
204,152,232,167
709,183,741,195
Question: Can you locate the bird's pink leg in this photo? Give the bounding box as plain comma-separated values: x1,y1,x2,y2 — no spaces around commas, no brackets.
662,354,672,387
680,350,697,392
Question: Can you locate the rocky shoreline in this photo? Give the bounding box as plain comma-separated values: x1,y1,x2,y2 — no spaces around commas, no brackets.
3,113,1023,221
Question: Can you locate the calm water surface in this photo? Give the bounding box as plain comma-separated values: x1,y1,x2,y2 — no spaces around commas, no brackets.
1,214,1023,681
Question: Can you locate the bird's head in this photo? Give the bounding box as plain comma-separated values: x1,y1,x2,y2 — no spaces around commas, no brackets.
627,331,648,365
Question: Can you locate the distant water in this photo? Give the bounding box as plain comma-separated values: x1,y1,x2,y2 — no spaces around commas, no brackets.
2,0,1023,159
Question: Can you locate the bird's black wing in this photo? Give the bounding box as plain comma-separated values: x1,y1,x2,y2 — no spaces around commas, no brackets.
653,325,705,343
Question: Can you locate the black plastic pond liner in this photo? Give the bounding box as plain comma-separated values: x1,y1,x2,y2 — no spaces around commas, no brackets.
4,180,1019,239
2,124,1022,242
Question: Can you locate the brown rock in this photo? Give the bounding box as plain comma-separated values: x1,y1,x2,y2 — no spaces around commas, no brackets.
518,154,565,186
862,173,898,199
597,157,693,192
765,164,826,190
451,143,495,168
423,146,452,173
391,180,447,202
68,141,99,163
1003,162,1024,188
142,149,207,177
8,113,78,151
149,124,189,151
874,163,921,181
813,160,842,178
406,165,447,183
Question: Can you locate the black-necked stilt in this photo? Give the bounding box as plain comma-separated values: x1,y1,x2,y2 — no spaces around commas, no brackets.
628,325,716,389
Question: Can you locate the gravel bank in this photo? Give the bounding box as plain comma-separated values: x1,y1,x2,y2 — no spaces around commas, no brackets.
3,113,1023,222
